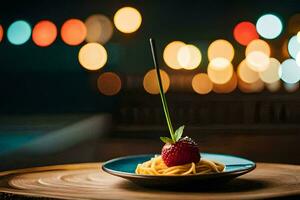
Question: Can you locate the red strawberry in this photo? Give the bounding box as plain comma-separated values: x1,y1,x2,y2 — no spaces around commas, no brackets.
161,136,200,167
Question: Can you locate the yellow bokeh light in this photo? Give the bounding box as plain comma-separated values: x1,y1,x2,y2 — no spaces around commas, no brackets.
85,14,113,44
266,80,281,92
177,44,202,70
207,61,233,84
245,39,271,72
246,39,270,56
97,72,122,96
238,59,260,83
78,43,107,70
192,73,213,94
246,51,270,72
114,7,142,33
259,58,281,84
208,39,234,61
143,69,170,94
213,72,237,93
297,31,300,43
209,57,231,70
163,41,186,70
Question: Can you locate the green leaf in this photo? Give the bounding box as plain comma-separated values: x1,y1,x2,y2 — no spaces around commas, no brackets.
160,137,174,144
174,125,185,142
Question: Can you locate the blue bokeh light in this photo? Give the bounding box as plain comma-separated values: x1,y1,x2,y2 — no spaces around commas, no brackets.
256,14,282,39
288,35,300,59
7,20,31,45
279,59,300,84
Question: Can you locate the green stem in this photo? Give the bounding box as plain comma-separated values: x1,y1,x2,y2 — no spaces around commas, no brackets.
158,75,175,140
149,38,175,141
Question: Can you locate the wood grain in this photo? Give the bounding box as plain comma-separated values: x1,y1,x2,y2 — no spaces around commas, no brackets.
0,163,299,200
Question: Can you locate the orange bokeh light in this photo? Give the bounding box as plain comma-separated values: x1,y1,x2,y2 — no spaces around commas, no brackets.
238,77,264,93
233,21,259,46
143,69,170,94
213,72,237,93
97,72,122,96
0,24,3,42
61,19,87,46
192,73,213,94
32,20,57,47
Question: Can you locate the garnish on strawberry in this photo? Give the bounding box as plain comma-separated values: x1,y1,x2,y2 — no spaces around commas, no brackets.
149,38,201,167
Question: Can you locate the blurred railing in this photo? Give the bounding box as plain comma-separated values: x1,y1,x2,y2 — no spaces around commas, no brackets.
115,92,300,134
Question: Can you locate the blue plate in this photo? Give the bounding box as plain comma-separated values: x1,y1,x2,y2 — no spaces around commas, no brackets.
102,153,255,188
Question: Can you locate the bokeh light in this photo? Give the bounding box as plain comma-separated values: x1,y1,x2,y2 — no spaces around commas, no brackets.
238,77,264,93
114,7,142,33
207,61,233,84
259,58,281,83
245,39,271,72
208,39,234,61
78,43,108,70
209,57,231,70
284,82,299,93
246,51,270,72
287,35,300,59
192,73,213,94
233,21,259,46
266,80,281,92
32,20,57,47
97,72,122,96
297,31,300,43
279,59,300,84
7,20,31,45
85,14,113,44
163,41,186,70
61,19,86,46
256,14,282,39
213,72,237,93
296,52,300,66
177,44,202,70
0,25,3,42
238,59,260,83
246,39,270,56
143,69,170,94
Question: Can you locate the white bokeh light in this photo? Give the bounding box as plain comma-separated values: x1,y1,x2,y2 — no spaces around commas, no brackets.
256,14,282,39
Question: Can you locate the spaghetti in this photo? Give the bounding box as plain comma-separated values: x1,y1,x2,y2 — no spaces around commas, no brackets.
136,155,225,175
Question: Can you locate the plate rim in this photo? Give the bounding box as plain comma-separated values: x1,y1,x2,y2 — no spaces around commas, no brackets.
102,153,256,179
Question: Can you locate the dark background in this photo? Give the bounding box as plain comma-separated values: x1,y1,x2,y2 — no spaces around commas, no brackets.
0,0,299,113
0,0,299,170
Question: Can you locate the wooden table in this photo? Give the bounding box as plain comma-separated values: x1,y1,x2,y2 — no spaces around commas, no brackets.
0,162,299,200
